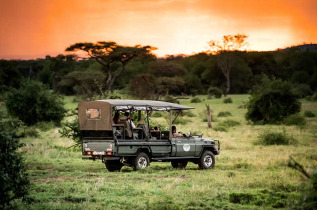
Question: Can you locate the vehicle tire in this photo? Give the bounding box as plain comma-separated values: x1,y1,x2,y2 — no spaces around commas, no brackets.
171,160,188,169
198,151,215,169
105,160,123,172
133,152,150,170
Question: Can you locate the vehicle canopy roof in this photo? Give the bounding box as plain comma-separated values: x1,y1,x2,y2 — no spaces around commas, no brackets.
78,99,193,130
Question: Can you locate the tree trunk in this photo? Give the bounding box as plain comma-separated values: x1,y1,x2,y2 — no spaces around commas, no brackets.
225,72,230,97
206,105,212,128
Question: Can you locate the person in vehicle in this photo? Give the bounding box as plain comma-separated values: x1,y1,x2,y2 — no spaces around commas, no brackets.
113,111,120,124
124,111,136,129
172,125,184,137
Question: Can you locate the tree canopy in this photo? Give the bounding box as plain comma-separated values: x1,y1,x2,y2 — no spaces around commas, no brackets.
65,41,156,97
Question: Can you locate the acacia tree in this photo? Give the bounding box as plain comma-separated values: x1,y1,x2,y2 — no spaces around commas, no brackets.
65,42,156,97
208,34,248,96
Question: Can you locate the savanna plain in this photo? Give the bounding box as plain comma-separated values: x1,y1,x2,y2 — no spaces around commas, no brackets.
10,95,317,209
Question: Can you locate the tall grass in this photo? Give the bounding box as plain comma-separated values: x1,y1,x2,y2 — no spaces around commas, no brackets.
8,95,317,209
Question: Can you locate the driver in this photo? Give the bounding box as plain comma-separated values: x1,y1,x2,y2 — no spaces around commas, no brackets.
171,125,184,137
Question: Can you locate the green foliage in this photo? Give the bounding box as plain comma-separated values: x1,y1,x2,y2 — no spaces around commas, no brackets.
304,111,315,118
290,172,317,209
217,111,232,117
283,114,306,126
246,77,301,124
208,87,223,98
36,121,56,131
223,97,233,103
229,190,289,208
256,130,297,145
181,110,196,117
293,84,313,98
151,112,163,118
59,118,81,145
5,80,66,126
218,119,240,127
173,118,190,125
190,97,202,103
0,112,30,208
23,127,40,138
214,119,239,132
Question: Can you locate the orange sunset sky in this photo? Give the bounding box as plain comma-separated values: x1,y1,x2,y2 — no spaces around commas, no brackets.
0,0,316,59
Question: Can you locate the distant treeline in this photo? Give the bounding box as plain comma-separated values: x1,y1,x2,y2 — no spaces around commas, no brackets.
1,46,316,99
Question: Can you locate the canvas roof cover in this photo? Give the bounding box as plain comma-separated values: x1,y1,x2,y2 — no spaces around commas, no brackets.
78,100,193,130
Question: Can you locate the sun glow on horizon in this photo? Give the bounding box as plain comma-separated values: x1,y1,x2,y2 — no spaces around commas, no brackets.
0,0,316,59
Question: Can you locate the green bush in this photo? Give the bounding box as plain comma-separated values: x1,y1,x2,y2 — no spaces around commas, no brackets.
292,84,313,98
223,97,233,103
207,87,223,98
23,127,40,137
0,112,30,208
190,97,202,103
152,112,163,118
218,119,240,127
174,118,190,125
289,172,317,209
5,80,66,126
59,118,81,145
246,77,301,124
217,111,232,117
181,110,196,117
304,111,315,118
283,114,306,126
256,130,297,145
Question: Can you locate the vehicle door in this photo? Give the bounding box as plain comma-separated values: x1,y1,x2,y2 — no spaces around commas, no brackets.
171,136,196,156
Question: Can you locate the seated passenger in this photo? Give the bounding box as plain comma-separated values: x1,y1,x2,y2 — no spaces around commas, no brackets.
124,111,136,129
171,125,184,137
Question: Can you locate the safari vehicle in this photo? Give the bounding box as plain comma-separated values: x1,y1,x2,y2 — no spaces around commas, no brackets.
79,100,220,171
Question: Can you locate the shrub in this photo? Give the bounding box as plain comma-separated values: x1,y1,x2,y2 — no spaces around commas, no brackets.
223,97,233,103
5,80,66,126
152,112,163,118
207,87,223,98
217,111,232,117
0,112,30,208
304,111,315,118
283,114,306,126
190,97,201,103
36,121,56,131
174,118,190,125
256,130,297,145
59,118,81,145
218,119,240,127
23,127,40,137
181,110,196,117
246,77,301,124
292,84,313,98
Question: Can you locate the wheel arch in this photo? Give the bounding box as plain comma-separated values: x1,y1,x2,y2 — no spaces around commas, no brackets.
137,147,152,158
200,146,218,157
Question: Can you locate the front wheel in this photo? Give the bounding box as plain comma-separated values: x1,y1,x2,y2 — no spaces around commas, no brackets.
171,160,188,169
133,152,150,170
198,151,215,169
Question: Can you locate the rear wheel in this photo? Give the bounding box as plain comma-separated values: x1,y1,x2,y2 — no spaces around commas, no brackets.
198,151,215,169
105,160,123,172
171,160,188,169
133,152,150,170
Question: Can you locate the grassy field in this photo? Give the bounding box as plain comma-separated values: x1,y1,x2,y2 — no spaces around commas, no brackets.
12,95,317,209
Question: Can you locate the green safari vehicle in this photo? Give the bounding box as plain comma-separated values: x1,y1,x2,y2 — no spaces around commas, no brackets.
79,99,220,171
